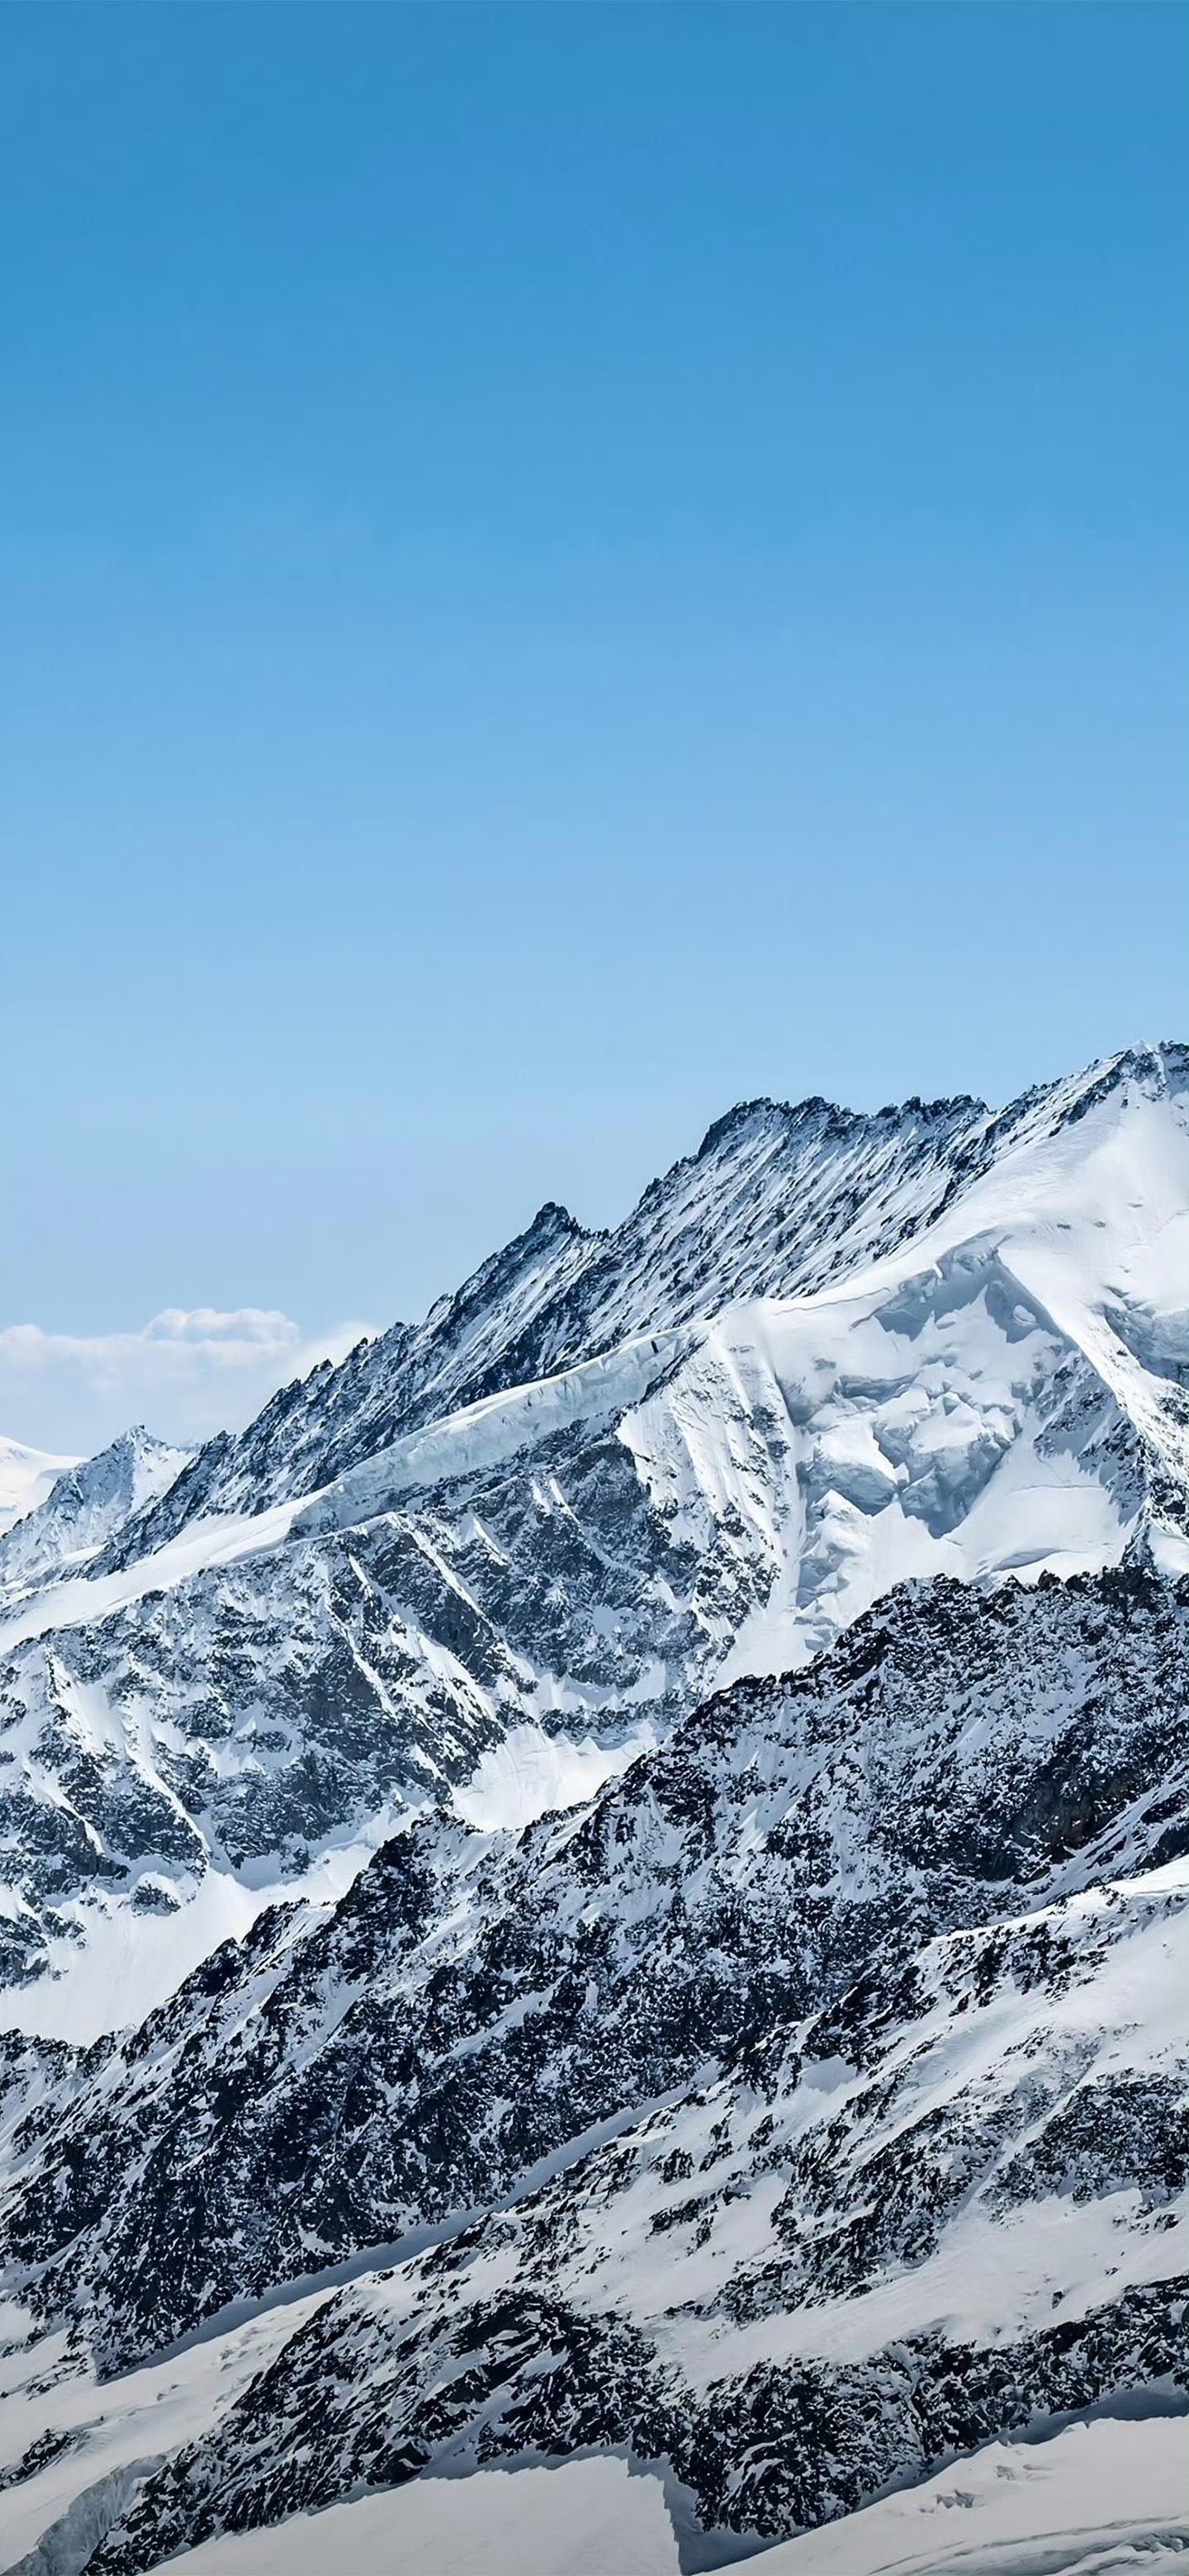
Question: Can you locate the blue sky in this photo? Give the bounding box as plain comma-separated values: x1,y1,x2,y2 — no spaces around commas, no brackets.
3,2,1187,1451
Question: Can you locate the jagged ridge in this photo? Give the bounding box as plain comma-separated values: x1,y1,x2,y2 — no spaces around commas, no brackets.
101,1043,1188,1563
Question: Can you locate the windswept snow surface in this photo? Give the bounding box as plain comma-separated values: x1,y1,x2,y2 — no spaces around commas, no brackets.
0,1825,396,2046
729,2415,1189,2576
146,2456,682,2576
453,1720,657,1830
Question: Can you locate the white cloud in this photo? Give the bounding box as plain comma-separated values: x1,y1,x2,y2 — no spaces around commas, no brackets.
0,1308,375,1459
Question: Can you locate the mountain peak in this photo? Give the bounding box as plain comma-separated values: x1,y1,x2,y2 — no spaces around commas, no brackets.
526,1197,585,1238
0,1423,192,1605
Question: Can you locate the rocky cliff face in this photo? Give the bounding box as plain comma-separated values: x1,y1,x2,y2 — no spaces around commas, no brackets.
0,1565,1185,2569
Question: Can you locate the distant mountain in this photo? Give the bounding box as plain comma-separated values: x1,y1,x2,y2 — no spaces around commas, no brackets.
0,1425,192,1608
0,1044,1186,2575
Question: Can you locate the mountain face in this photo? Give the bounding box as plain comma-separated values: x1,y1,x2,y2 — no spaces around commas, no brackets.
94,1041,1187,1563
3,1561,1183,2375
0,1043,1185,2020
0,1566,1185,2571
0,1044,1187,2575
78,1878,1189,2571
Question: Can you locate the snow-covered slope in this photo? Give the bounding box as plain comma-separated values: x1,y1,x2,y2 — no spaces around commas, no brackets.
78,1868,1186,2571
0,1428,191,1608
0,1567,1183,2571
101,1043,1189,1562
5,2414,1187,2576
732,2415,1189,2576
2,1563,1182,2366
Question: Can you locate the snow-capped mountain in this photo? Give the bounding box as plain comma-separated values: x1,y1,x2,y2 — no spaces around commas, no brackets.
0,1043,1186,2574
0,1043,1184,2020
97,1042,1189,1563
0,1428,191,1608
